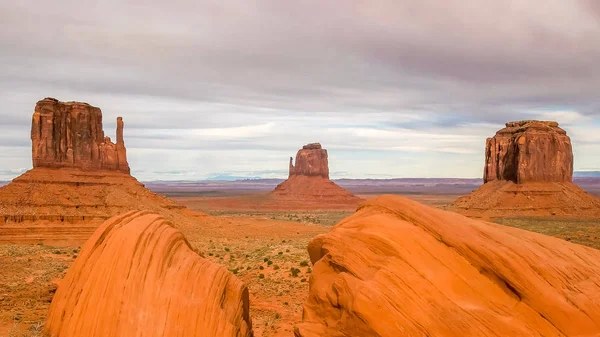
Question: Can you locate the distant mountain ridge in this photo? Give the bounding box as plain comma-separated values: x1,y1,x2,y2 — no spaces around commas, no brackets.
574,171,600,177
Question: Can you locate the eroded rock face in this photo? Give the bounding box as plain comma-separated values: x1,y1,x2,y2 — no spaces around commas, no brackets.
46,211,252,337
289,143,329,178
31,97,130,174
484,120,572,183
297,195,600,337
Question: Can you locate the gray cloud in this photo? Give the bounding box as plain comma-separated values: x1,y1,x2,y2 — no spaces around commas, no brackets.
1,0,600,179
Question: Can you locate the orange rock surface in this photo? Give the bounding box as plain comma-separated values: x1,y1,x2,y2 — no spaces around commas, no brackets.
46,211,252,337
296,195,600,337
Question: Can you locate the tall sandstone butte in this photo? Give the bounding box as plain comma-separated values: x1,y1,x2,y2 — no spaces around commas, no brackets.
31,97,130,174
288,143,329,178
296,195,600,337
483,120,573,183
272,143,361,207
452,120,600,218
46,211,252,337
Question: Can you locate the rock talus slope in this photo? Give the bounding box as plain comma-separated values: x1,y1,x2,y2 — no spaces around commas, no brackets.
296,195,600,337
46,211,253,337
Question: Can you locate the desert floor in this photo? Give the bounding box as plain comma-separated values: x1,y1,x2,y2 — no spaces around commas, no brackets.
1,192,599,336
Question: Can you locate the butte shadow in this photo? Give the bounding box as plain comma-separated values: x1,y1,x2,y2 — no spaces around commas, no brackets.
451,120,600,219
0,98,205,244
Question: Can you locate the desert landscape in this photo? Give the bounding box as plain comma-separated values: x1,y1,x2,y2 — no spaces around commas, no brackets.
2,2,600,337
0,98,599,337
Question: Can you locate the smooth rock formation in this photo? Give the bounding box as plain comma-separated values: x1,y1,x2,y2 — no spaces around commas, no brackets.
484,120,572,183
453,120,600,218
296,195,600,337
46,211,252,337
289,143,329,178
273,143,361,207
31,97,130,174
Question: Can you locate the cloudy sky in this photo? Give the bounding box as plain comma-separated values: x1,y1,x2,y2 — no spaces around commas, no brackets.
1,0,599,180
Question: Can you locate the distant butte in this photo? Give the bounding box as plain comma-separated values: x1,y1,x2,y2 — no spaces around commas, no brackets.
272,143,362,206
452,120,600,218
0,98,204,244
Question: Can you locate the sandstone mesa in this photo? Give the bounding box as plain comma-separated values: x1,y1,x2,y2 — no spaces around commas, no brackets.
46,211,252,337
453,120,600,218
296,195,600,337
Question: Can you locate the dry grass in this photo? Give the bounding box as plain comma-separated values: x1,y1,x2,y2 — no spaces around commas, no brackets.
495,217,600,249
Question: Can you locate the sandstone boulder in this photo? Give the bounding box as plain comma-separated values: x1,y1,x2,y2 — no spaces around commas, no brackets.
31,97,130,173
484,120,572,183
46,211,252,337
296,195,600,337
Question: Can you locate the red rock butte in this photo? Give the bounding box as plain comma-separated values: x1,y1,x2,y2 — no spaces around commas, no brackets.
272,143,362,207
0,98,204,244
32,97,130,173
296,195,600,336
46,211,252,337
452,120,600,218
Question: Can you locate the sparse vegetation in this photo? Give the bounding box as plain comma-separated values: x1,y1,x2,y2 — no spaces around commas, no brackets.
299,260,309,267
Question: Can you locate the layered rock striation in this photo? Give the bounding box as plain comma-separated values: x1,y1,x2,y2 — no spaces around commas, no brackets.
46,211,252,337
453,120,600,218
484,120,572,184
296,195,600,337
32,97,130,174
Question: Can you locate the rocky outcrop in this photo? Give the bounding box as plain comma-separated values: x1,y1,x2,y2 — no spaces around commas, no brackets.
273,143,361,207
296,195,600,337
289,143,329,178
46,211,252,337
31,97,130,174
453,120,600,218
484,120,572,183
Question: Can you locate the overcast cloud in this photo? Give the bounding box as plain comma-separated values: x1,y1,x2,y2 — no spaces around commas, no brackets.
1,0,599,180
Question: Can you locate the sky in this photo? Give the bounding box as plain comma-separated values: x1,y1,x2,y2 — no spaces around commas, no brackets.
1,0,599,181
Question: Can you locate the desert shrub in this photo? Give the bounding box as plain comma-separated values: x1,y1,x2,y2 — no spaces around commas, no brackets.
273,265,280,270
290,268,300,277
259,274,265,279
267,260,273,266
301,278,307,282
278,251,283,255
299,260,309,267
263,257,269,262
259,266,264,270
224,247,230,252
